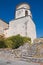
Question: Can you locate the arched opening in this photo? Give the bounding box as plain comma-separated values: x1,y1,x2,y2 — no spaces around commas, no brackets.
25,11,28,16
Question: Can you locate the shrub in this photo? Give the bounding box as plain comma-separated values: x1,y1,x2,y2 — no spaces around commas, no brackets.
4,39,14,48
12,35,24,48
0,37,6,48
0,34,31,49
23,37,31,43
5,35,24,49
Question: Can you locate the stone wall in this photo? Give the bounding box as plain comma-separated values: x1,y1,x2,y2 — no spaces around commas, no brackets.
0,41,43,63
5,16,36,42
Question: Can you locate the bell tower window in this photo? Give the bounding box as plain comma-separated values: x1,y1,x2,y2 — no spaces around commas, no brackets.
25,11,28,16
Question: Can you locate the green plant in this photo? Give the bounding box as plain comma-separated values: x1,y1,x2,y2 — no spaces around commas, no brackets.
0,34,31,49
4,39,14,48
0,37,6,48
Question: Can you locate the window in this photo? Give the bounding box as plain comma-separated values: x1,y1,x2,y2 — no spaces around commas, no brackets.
25,11,28,16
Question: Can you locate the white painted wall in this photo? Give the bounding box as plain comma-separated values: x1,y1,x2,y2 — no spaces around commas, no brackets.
27,17,36,42
15,9,25,19
5,16,36,42
15,8,32,19
27,10,32,17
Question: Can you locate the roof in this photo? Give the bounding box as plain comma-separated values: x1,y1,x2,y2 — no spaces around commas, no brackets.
0,19,9,24
16,3,30,10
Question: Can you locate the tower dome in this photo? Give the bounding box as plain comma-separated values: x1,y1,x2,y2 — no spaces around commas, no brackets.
16,3,30,10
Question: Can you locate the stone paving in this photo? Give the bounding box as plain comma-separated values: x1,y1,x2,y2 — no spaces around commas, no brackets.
0,59,40,65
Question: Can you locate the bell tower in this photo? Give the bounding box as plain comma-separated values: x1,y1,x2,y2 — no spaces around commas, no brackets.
15,3,32,19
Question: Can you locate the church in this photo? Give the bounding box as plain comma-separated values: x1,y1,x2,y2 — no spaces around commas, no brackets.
0,3,36,42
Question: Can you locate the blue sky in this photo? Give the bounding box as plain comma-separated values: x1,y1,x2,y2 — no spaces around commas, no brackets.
0,0,43,38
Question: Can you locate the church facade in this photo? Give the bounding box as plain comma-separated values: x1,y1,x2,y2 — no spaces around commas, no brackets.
4,3,36,42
